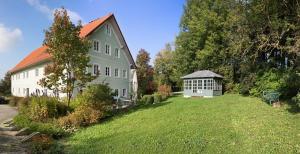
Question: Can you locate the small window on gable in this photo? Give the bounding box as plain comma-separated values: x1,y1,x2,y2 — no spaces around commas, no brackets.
115,48,119,58
93,40,99,52
93,64,100,76
106,24,111,35
122,69,127,78
35,69,39,77
105,44,111,55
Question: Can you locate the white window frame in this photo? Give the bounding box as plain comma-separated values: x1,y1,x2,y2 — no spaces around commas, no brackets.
115,48,120,58
114,68,119,77
93,40,100,52
122,88,127,97
122,69,127,78
93,64,100,76
35,69,39,77
105,66,111,77
115,89,119,97
105,43,111,55
106,24,111,36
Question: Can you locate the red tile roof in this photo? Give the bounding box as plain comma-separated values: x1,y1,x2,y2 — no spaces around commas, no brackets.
11,13,113,73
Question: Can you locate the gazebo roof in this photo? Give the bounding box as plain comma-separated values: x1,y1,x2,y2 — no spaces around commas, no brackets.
181,70,224,79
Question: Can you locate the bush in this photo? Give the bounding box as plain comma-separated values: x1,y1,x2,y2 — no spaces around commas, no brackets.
71,84,114,115
29,97,59,122
9,96,23,106
292,92,300,108
157,84,172,100
153,94,163,104
239,73,256,96
140,95,154,105
58,104,103,129
13,114,65,138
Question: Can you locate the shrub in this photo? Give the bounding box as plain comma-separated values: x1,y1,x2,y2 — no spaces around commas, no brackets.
71,84,114,115
29,97,59,122
157,84,172,100
141,95,154,105
13,114,65,138
239,73,256,96
58,104,103,129
153,94,162,104
292,92,300,108
9,96,23,106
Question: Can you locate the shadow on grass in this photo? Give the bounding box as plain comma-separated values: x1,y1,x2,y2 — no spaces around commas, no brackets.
100,99,174,124
285,100,300,114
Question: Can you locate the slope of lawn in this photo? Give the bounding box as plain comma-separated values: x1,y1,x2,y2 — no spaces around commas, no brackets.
65,94,300,153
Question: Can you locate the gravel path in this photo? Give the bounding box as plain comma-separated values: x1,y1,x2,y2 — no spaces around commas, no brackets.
0,105,18,123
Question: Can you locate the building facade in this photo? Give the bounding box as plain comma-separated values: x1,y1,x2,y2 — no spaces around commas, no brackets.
181,70,223,97
10,14,137,100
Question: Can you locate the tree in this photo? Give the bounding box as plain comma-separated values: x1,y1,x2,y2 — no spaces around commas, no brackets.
154,43,175,86
136,49,154,96
0,72,11,96
39,8,93,106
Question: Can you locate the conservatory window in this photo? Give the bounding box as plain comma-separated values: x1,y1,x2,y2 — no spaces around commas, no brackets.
197,80,202,90
193,80,197,93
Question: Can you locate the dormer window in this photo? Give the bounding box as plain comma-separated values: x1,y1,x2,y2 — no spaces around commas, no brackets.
105,44,111,55
106,24,111,35
93,40,99,52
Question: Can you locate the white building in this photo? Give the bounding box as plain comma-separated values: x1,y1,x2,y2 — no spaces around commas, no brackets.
10,14,138,100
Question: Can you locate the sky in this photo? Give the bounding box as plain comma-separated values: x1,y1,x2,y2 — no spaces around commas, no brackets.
0,0,185,78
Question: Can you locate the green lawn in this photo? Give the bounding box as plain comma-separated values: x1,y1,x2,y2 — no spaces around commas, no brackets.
64,94,300,154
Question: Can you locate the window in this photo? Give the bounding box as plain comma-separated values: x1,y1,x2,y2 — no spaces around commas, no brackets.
188,80,192,90
106,24,111,35
204,80,207,89
115,48,119,58
122,88,127,97
26,71,29,78
35,69,39,77
105,44,111,55
23,72,25,79
93,64,100,75
105,67,110,76
114,89,119,97
114,68,119,77
18,88,20,94
184,80,188,90
93,40,99,52
197,80,202,90
193,80,197,93
122,69,127,78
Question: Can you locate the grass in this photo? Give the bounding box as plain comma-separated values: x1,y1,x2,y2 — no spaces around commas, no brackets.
64,94,300,153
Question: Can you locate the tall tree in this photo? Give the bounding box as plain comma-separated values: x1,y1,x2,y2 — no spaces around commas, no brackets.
154,43,175,86
0,72,11,96
39,8,93,106
136,49,154,96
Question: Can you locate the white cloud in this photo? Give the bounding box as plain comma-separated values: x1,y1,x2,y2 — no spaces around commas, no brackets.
26,0,83,23
0,24,22,53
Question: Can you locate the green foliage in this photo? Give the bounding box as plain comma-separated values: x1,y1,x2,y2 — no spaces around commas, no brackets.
136,49,155,96
72,84,114,114
292,92,300,108
29,97,59,122
154,43,176,87
0,72,11,96
153,93,163,104
13,114,65,138
140,95,154,105
40,8,93,105
249,70,282,97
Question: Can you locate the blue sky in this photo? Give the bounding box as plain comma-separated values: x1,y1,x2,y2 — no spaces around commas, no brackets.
0,0,185,78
